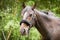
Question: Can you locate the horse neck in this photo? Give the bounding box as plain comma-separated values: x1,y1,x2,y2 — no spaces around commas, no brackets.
34,10,50,37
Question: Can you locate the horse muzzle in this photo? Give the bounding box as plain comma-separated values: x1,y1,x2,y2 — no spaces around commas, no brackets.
20,20,30,35
20,24,29,35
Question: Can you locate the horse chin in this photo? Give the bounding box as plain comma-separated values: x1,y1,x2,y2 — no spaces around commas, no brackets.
21,32,29,36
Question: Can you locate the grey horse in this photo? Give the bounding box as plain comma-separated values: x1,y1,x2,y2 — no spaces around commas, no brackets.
20,3,60,40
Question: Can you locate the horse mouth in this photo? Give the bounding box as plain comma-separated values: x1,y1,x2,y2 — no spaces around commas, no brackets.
21,32,27,35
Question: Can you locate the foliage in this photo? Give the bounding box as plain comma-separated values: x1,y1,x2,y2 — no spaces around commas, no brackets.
0,0,60,40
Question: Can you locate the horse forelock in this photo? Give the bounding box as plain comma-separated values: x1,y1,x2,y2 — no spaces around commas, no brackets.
22,6,32,12
21,6,34,16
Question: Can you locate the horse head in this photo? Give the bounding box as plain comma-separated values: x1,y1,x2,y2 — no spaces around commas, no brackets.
20,3,36,35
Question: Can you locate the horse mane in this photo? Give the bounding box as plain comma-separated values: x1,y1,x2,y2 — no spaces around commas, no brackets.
34,9,60,20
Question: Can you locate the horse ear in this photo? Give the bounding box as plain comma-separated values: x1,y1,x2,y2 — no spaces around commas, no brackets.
32,3,36,10
22,2,26,8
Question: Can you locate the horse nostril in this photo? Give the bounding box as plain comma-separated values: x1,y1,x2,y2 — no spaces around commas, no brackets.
23,29,25,33
20,29,26,34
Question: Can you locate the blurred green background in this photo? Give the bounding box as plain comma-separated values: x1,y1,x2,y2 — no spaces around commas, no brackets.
0,0,60,40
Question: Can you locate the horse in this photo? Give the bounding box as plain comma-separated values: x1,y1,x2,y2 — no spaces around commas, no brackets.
20,3,60,40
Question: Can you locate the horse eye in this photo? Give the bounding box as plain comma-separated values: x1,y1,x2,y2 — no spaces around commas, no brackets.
29,14,32,17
